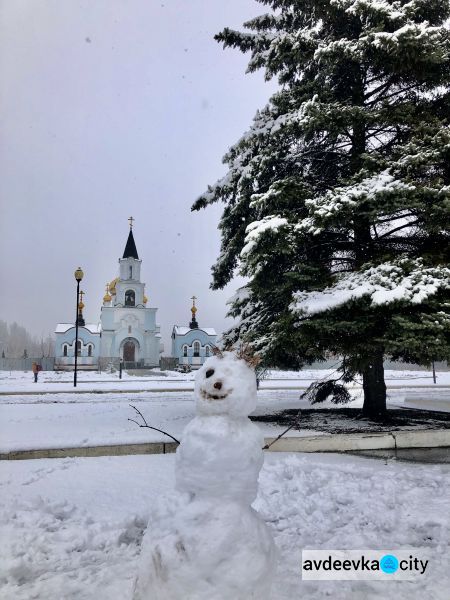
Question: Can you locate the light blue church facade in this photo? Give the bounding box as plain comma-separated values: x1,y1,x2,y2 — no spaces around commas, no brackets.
55,226,162,370
99,228,161,366
171,298,217,369
54,322,101,370
54,224,216,371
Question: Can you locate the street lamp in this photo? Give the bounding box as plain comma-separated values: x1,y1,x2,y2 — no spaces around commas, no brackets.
74,267,84,387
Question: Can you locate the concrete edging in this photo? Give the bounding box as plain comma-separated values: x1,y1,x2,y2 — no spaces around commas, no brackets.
0,442,179,461
264,428,450,452
1,429,449,460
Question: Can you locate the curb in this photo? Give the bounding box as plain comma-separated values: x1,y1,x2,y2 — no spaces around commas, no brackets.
0,441,179,460
1,429,449,460
264,428,450,452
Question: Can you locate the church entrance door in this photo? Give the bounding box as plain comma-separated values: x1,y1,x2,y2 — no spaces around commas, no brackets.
123,340,135,362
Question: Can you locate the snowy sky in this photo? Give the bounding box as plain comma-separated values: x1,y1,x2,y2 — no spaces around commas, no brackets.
0,0,274,351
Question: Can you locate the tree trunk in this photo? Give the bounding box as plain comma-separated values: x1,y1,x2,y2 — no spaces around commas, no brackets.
362,350,387,419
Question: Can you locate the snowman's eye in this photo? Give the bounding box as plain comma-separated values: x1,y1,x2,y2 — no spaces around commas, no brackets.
206,369,214,378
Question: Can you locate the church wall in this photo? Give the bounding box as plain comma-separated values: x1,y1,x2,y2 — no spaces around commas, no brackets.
114,282,145,307
54,326,100,369
100,306,160,364
172,328,217,368
55,327,100,359
119,257,142,282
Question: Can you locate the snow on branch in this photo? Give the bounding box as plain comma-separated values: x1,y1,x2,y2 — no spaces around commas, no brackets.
299,170,415,233
291,259,450,315
361,21,447,52
240,215,289,257
329,0,448,25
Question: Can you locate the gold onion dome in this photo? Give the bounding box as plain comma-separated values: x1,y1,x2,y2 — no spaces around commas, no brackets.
78,301,85,310
109,277,119,295
143,295,148,304
191,305,197,314
103,283,112,303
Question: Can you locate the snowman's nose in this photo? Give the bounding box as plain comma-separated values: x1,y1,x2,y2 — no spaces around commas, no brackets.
213,381,222,390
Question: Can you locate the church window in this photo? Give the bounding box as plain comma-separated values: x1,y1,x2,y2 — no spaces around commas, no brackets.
183,345,188,357
87,344,93,357
129,265,132,279
128,325,132,334
63,344,68,357
205,345,210,357
125,290,135,307
193,341,200,357
77,340,82,357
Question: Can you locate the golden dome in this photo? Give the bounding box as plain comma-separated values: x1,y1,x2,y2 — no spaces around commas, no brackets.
109,277,119,295
103,283,112,303
143,295,148,304
78,301,85,310
191,305,197,314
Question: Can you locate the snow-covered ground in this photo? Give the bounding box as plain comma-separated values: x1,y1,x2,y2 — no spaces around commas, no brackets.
1,369,449,598
1,367,449,394
1,452,448,599
1,370,449,453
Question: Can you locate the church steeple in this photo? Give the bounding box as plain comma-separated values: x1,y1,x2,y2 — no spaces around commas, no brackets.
123,216,139,259
77,290,86,326
189,296,199,329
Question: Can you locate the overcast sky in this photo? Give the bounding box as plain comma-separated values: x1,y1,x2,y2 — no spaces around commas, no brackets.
0,0,275,351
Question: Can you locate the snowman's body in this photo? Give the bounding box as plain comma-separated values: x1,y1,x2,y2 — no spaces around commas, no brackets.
133,353,276,600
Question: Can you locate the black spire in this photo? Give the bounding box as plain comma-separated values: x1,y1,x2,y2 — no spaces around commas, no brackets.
123,229,139,259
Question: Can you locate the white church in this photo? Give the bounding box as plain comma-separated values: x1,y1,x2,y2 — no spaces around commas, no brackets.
55,222,162,369
54,221,216,370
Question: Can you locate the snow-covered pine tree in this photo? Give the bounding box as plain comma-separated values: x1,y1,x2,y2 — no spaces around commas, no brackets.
193,0,450,418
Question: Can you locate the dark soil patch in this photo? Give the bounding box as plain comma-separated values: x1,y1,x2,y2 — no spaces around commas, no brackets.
250,407,450,434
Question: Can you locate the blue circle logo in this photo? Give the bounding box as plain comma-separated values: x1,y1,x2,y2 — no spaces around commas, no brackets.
380,554,399,574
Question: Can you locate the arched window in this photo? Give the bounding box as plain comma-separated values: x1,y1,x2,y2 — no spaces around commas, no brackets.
193,341,200,357
125,290,135,307
77,340,82,357
183,345,188,357
129,265,132,279
205,345,210,357
87,344,93,357
63,344,68,357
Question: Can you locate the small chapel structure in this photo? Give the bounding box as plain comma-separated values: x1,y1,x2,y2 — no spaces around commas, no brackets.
171,297,217,369
55,220,162,370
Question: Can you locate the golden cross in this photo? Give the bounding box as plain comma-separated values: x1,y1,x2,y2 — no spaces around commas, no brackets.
79,290,85,302
105,283,110,293
128,216,134,229
191,295,197,306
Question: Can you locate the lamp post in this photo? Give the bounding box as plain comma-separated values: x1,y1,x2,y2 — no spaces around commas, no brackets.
74,267,84,387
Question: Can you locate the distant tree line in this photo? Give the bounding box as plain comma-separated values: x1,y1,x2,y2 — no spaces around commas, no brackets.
0,320,54,358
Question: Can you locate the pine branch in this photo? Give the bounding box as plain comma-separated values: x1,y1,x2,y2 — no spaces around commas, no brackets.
377,220,420,240
364,77,396,101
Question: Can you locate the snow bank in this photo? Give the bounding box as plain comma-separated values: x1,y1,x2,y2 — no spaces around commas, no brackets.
1,453,449,599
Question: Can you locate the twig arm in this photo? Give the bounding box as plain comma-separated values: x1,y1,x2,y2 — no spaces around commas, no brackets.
262,412,301,450
129,405,181,445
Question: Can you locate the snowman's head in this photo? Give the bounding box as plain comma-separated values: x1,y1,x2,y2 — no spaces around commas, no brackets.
194,351,257,417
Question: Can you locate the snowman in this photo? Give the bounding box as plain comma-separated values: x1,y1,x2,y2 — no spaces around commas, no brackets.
133,350,276,600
